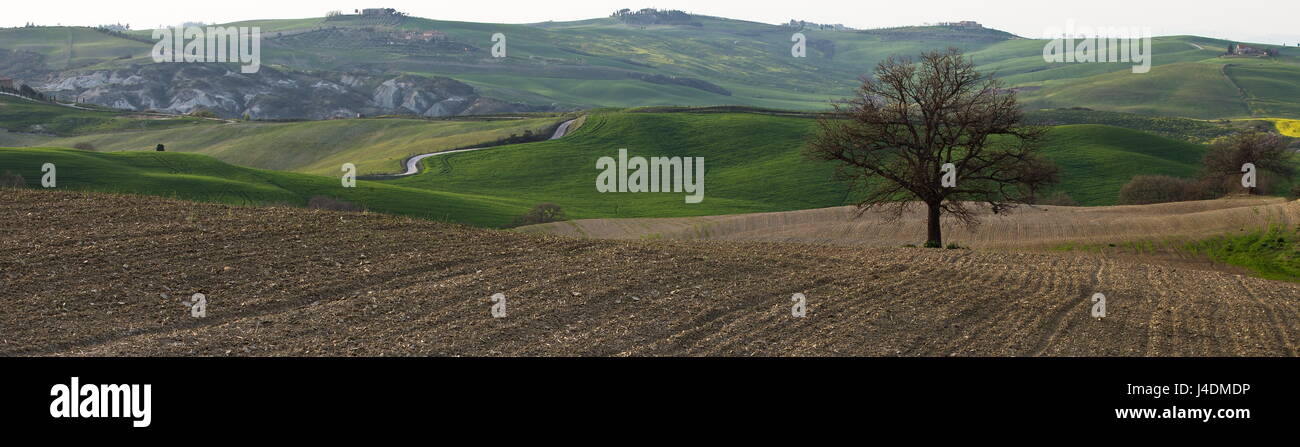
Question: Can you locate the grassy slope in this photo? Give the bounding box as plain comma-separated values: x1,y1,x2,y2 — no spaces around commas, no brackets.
0,94,211,135
1036,125,1205,204
1055,222,1300,283
242,19,1300,118
1186,225,1300,282
1225,62,1300,117
0,26,152,70
390,112,849,219
6,21,1300,118
1,112,1222,225
1017,62,1252,118
388,113,1211,222
41,116,566,176
1025,108,1236,143
0,147,534,226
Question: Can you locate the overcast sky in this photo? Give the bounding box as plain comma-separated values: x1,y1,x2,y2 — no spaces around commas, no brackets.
11,0,1300,44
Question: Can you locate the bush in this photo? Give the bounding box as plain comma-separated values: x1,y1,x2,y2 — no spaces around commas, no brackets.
307,196,365,212
0,171,26,188
72,142,95,151
188,108,219,118
1291,184,1300,200
510,203,566,227
1118,175,1220,205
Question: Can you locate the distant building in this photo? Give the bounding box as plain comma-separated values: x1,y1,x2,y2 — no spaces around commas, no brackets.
1234,44,1266,55
0,77,14,90
938,21,983,29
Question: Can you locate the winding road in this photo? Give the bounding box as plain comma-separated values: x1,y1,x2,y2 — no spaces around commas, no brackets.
395,118,577,177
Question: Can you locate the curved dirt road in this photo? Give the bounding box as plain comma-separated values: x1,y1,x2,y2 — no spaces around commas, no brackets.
395,118,577,176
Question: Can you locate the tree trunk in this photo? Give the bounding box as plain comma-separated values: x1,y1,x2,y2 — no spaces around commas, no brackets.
926,201,942,247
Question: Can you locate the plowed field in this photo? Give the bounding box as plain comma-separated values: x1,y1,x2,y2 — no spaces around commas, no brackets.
2,189,1297,356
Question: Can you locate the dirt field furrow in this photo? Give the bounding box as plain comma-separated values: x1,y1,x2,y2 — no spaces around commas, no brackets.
521,197,1300,249
1233,276,1298,356
2,190,1298,357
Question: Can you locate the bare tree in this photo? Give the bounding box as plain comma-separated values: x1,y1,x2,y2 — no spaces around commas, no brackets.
1202,132,1295,195
807,48,1058,247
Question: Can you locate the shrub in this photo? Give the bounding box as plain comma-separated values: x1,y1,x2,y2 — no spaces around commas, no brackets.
1182,178,1224,201
307,196,365,212
0,171,26,188
510,203,566,227
72,142,95,151
188,108,219,118
1118,175,1220,205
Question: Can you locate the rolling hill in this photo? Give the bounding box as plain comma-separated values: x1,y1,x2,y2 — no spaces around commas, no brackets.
1036,124,1207,204
4,12,1299,119
42,115,569,176
0,147,538,226
1,92,572,176
388,112,1214,217
0,92,212,136
1,110,1228,227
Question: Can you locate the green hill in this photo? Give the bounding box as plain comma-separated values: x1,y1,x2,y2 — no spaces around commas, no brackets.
386,112,1213,218
0,26,152,72
1036,125,1206,204
41,115,567,176
391,112,847,219
8,16,1299,118
1017,62,1252,119
0,93,211,135
0,112,1225,226
0,147,534,226
1024,108,1237,143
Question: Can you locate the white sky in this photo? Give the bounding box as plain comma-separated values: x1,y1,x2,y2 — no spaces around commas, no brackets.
9,0,1300,44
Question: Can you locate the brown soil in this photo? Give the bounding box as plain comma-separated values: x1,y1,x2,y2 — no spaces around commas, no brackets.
519,197,1300,249
2,189,1297,356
